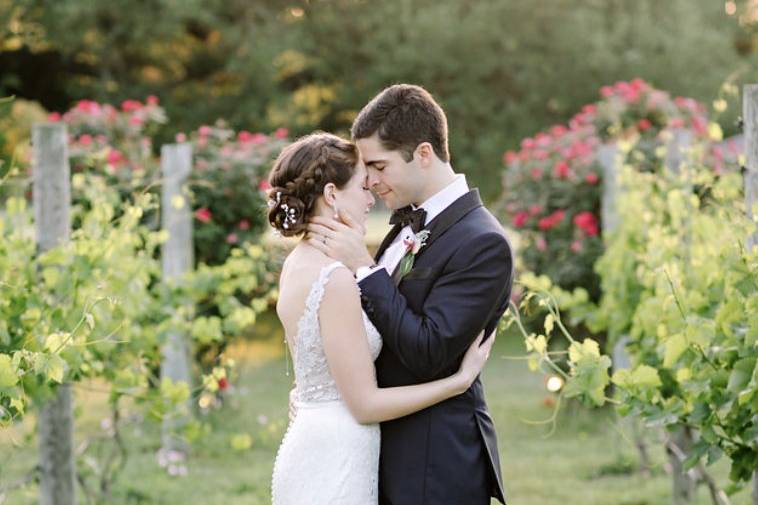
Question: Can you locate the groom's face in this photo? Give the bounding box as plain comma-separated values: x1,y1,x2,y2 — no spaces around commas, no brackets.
356,134,421,210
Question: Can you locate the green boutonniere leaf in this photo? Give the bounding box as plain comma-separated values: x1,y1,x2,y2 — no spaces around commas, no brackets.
397,253,415,280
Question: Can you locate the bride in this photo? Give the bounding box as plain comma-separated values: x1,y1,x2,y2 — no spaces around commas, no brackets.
268,132,494,505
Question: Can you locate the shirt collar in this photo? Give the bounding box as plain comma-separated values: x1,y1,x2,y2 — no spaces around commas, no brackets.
413,174,469,226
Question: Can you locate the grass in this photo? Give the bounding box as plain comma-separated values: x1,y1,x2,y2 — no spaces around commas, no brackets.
1,318,753,505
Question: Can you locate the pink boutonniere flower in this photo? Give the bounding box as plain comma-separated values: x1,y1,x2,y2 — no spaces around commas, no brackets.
397,230,430,279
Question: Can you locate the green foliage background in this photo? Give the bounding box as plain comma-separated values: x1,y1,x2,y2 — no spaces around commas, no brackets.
2,0,757,201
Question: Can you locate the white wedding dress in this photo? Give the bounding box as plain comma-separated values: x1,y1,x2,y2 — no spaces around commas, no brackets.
272,261,383,505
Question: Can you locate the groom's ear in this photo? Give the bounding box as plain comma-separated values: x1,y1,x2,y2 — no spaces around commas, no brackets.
414,142,434,168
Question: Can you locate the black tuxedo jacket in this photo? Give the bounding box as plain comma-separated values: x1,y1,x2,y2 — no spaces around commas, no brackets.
359,189,513,505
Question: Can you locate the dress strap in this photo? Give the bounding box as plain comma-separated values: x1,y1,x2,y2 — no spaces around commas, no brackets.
301,261,347,319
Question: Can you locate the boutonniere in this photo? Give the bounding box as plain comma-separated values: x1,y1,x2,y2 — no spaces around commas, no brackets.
396,230,430,280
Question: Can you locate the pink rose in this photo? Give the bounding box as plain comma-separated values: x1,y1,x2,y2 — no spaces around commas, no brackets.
637,118,652,131
259,180,272,191
107,149,125,167
691,116,708,136
146,95,159,105
121,100,142,113
194,207,212,223
48,112,61,122
585,172,599,185
553,161,570,179
536,236,548,251
550,125,568,137
274,128,289,139
78,134,93,146
76,100,100,115
528,204,543,216
238,219,250,230
226,233,238,244
570,240,583,252
503,150,518,165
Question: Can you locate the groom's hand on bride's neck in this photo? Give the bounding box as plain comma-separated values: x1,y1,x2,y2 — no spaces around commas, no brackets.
307,210,374,273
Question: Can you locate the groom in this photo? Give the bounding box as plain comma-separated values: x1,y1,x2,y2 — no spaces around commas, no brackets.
308,84,513,505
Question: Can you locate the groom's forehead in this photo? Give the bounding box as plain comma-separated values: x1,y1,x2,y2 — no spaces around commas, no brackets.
357,136,391,158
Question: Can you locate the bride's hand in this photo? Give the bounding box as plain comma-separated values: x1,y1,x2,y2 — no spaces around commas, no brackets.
456,329,496,391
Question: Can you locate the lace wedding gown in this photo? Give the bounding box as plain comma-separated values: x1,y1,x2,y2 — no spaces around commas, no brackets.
272,261,383,505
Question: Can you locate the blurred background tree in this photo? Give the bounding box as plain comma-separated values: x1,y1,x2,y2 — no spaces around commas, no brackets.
1,0,757,201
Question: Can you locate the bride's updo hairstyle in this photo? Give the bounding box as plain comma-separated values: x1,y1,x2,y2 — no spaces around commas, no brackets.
267,132,359,237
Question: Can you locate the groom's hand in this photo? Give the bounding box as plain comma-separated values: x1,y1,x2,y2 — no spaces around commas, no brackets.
307,210,374,273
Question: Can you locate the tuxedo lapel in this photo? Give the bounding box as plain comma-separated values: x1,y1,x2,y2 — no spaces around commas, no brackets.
413,189,483,262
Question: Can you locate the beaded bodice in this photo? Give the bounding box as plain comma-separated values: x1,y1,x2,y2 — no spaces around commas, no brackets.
290,262,382,403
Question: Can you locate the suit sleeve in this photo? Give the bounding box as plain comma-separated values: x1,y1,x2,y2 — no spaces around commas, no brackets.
358,232,513,381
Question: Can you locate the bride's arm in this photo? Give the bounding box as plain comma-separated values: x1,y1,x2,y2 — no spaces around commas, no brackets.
319,268,493,425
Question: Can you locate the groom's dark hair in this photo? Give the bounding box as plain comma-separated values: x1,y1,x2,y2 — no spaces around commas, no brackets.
351,84,449,163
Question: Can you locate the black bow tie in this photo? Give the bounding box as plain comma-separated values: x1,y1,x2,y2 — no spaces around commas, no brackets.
389,206,427,233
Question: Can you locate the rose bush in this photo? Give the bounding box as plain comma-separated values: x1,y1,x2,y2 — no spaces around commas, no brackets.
500,79,741,300
183,121,289,265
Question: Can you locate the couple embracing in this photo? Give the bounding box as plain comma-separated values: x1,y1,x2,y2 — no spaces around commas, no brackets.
269,84,514,505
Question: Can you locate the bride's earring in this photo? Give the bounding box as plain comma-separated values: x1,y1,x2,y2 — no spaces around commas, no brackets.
332,204,339,219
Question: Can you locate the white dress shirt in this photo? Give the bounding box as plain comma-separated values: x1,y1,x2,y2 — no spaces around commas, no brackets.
357,174,469,282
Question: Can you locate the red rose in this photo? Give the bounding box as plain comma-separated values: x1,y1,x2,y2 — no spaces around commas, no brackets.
238,219,250,230
218,378,228,391
194,207,212,223
48,112,61,122
538,210,565,230
637,118,652,131
585,173,599,185
147,95,160,105
573,211,599,236
512,211,529,228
